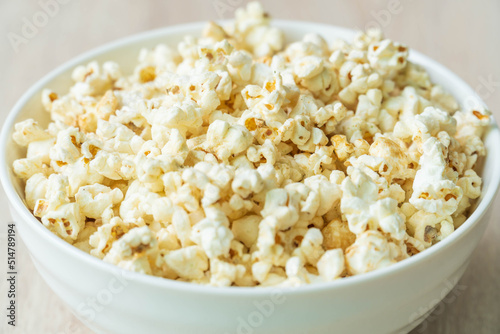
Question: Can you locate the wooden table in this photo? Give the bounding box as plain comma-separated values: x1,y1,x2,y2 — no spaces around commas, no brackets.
1,1,499,333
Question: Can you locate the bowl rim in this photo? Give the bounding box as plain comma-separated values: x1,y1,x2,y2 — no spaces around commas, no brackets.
1,19,500,297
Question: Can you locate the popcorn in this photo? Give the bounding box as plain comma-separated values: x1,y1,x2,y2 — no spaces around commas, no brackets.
96,90,118,121
13,156,49,180
164,246,208,280
261,188,299,230
25,173,48,210
12,119,52,147
410,137,463,215
12,2,487,286
209,259,246,286
341,168,406,240
89,211,130,258
292,228,324,266
293,56,324,79
367,39,408,77
41,202,84,241
322,219,356,251
345,231,397,275
231,2,284,57
27,138,55,164
89,150,135,181
70,61,115,98
75,184,123,219
145,100,205,137
232,215,261,248
253,215,286,271
457,169,482,200
394,106,457,146
317,249,345,281
368,135,415,181
49,126,84,165
284,256,310,285
232,168,265,198
204,120,253,161
246,139,279,165
190,207,233,259
156,225,182,251
407,210,455,246
103,226,159,275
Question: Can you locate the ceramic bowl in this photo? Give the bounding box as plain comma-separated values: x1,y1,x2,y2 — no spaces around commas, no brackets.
1,20,499,334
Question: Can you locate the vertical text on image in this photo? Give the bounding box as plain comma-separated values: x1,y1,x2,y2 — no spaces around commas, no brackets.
6,222,17,327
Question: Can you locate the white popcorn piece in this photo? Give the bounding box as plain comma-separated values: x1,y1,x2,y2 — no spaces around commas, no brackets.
95,90,118,121
209,259,246,287
89,210,130,258
75,184,123,219
407,210,455,247
12,156,50,180
70,61,114,98
49,126,84,165
284,256,310,284
292,228,324,266
190,208,233,259
41,202,85,241
164,246,209,280
345,231,397,275
232,168,265,198
394,106,456,147
33,173,70,218
204,120,253,161
89,150,135,181
103,226,159,275
12,119,52,147
410,137,463,216
293,56,324,79
27,138,55,165
232,2,284,57
232,215,260,248
368,39,408,76
317,249,345,281
341,168,406,240
457,169,482,200
156,225,182,251
261,188,299,230
25,173,48,210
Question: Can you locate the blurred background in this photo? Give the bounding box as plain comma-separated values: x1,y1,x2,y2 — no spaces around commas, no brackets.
0,0,499,333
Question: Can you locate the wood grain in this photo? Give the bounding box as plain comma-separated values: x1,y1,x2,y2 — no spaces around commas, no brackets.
0,1,499,333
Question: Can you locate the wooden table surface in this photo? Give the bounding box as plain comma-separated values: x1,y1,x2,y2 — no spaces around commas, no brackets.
0,1,499,333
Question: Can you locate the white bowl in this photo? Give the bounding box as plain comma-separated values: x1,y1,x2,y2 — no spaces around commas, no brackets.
1,20,499,334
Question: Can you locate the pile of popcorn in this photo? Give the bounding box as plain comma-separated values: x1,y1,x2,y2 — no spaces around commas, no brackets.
12,2,490,287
